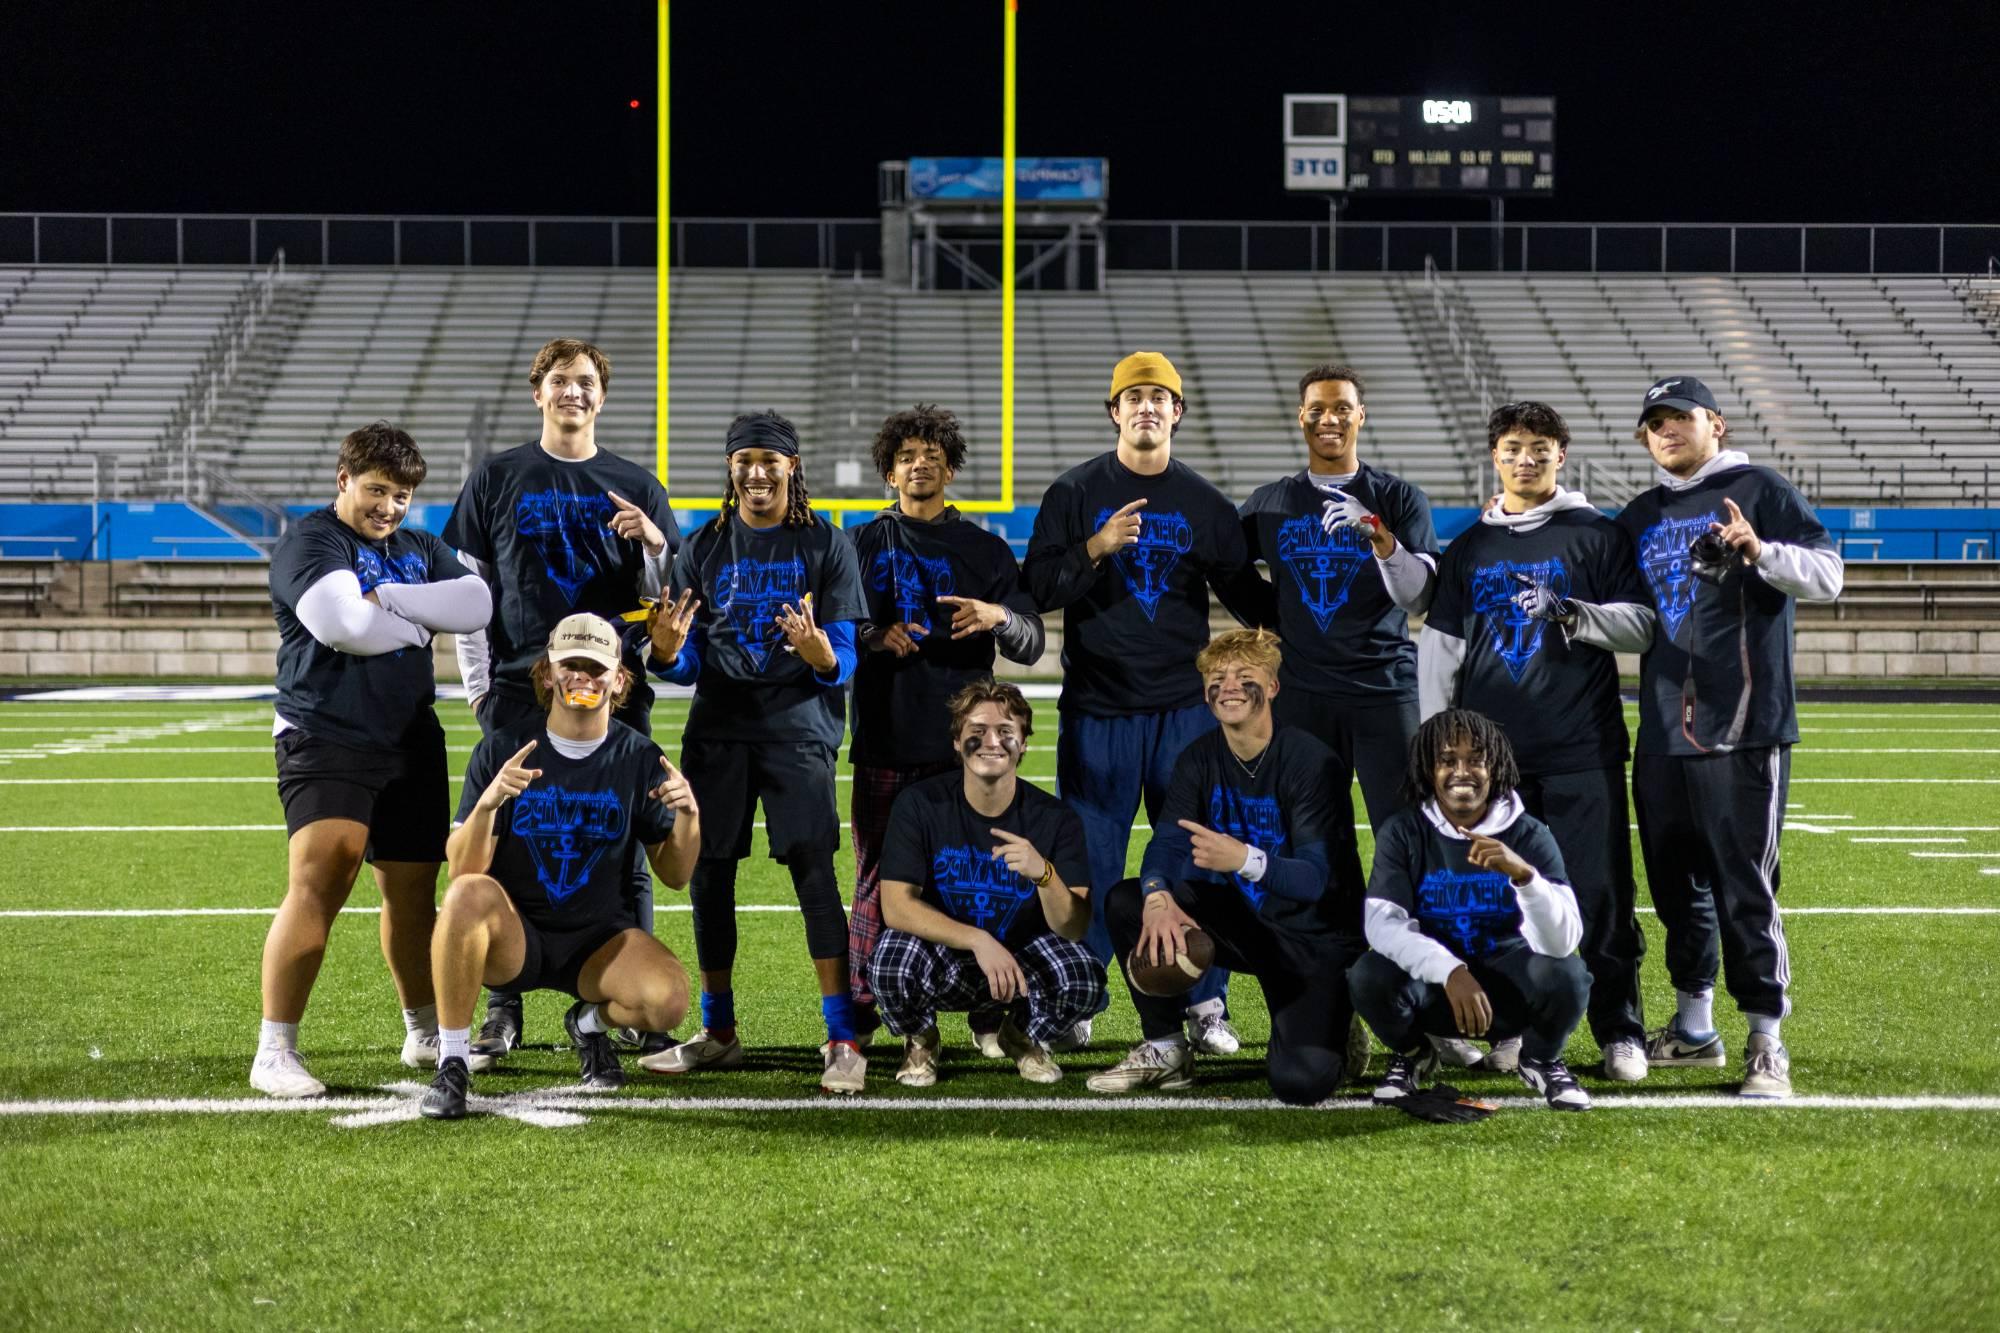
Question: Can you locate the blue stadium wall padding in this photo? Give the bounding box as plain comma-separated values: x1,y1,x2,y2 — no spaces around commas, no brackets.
0,503,264,560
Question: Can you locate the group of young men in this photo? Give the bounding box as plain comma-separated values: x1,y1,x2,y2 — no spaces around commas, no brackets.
253,335,1840,1118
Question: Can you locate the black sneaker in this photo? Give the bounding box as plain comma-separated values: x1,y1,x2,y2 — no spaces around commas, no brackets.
1518,1055,1592,1111
608,1027,679,1057
469,997,523,1073
565,1002,626,1091
420,1057,470,1121
1372,1047,1440,1103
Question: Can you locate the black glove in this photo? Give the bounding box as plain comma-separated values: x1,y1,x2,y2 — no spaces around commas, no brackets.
1392,1082,1500,1124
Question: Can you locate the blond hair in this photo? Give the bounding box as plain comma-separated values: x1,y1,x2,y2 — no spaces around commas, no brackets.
1195,627,1282,678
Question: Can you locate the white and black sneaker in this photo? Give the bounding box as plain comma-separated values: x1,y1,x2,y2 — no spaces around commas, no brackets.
1518,1055,1592,1111
564,1002,626,1091
1645,1021,1725,1068
1372,1048,1440,1103
468,999,523,1073
420,1057,470,1121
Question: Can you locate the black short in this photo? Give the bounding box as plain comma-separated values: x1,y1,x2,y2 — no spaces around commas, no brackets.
681,738,839,863
274,718,448,862
496,914,636,998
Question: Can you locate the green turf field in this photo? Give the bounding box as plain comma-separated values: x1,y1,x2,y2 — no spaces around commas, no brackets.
1,694,1996,1330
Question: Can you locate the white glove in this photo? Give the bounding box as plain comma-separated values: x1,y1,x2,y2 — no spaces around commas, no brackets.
1319,487,1378,536
1510,573,1574,622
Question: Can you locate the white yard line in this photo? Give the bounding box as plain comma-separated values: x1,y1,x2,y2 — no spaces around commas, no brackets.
1849,837,1967,844
1910,852,2000,859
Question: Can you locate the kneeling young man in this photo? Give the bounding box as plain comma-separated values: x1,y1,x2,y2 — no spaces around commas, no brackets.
874,680,1103,1085
422,614,700,1120
1349,709,1594,1111
1091,629,1367,1105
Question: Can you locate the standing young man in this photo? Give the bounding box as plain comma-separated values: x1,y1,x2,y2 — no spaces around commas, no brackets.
254,422,492,1097
421,614,701,1120
847,405,1044,1035
641,411,872,1093
1618,377,1842,1099
442,337,681,1064
1024,351,1264,1055
1349,710,1595,1112
1090,630,1367,1104
1240,364,1439,830
1418,401,1654,1081
873,680,1102,1087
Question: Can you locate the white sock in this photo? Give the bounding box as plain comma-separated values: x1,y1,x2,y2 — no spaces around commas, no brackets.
402,1003,438,1036
1747,1014,1782,1041
258,1019,298,1053
1147,1035,1189,1054
1185,997,1226,1021
438,1027,471,1064
1675,990,1715,1035
575,1004,607,1036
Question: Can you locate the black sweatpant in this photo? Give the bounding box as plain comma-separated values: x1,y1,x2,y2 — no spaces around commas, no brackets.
1631,746,1793,1020
689,854,848,970
1103,878,1363,1106
1348,946,1591,1064
1518,764,1647,1046
1270,686,1416,832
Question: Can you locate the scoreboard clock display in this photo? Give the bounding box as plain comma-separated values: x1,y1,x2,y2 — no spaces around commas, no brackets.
1282,94,1556,195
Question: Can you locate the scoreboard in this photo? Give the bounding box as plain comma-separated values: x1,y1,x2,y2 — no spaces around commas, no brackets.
1282,94,1555,195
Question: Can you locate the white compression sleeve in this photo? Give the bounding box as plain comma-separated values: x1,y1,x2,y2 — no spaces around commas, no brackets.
294,570,431,656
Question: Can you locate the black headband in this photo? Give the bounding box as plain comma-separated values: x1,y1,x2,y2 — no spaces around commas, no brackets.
725,415,799,457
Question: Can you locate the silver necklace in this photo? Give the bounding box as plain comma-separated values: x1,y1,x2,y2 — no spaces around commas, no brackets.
1232,744,1269,780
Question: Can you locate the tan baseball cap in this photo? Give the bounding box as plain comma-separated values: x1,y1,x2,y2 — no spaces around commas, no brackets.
546,612,622,671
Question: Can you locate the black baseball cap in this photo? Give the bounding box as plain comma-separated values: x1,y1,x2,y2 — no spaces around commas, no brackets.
1637,376,1721,425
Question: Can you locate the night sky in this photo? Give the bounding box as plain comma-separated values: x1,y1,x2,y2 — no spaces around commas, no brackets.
5,0,1998,226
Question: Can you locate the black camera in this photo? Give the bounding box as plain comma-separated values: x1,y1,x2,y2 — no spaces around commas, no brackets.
1688,530,1738,584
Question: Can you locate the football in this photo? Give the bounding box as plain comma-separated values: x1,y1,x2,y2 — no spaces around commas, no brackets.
1127,928,1217,998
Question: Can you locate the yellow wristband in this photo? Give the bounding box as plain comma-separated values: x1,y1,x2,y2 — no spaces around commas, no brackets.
1033,860,1055,888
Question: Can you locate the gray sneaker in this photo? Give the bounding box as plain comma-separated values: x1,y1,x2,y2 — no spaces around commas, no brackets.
820,1040,867,1095
997,1020,1062,1084
1429,1034,1485,1068
1086,1040,1194,1094
1602,1037,1649,1083
1484,1036,1523,1074
1185,1012,1241,1057
1049,1018,1094,1053
1646,1022,1726,1068
638,1027,744,1075
1740,1032,1793,1099
896,1029,940,1088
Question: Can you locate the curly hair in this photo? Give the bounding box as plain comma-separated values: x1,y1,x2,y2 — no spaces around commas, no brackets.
1400,708,1521,808
722,411,814,528
1488,400,1571,451
871,404,968,483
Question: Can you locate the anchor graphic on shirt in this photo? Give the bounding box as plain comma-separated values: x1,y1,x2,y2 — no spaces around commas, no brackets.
713,555,808,672
1276,513,1371,633
516,489,616,603
1207,786,1287,909
1095,508,1193,621
511,786,627,904
1470,558,1569,682
931,845,1035,936
1637,513,1717,641
869,548,956,634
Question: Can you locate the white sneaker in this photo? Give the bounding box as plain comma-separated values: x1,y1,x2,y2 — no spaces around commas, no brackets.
1185,1011,1241,1056
399,1029,440,1069
1740,1032,1793,1100
1602,1037,1649,1083
1049,1018,1093,1053
1429,1034,1485,1068
821,1040,867,1095
638,1027,744,1075
997,1020,1062,1084
1484,1036,1522,1074
970,1028,1008,1059
896,1029,940,1088
1086,1041,1194,1094
249,1048,325,1099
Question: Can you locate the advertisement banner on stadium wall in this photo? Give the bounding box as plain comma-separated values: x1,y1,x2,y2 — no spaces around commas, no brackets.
906,157,1108,202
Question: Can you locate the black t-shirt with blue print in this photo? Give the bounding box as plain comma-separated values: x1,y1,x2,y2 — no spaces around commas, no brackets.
269,506,468,749
1367,802,1569,963
848,506,1039,768
1615,464,1832,756
1240,464,1438,702
440,441,679,704
1025,451,1256,718
669,511,868,750
879,772,1091,953
1427,509,1645,774
457,719,677,933
1141,725,1364,936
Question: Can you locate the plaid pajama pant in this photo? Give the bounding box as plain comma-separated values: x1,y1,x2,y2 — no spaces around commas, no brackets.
847,760,958,1008
869,928,1108,1048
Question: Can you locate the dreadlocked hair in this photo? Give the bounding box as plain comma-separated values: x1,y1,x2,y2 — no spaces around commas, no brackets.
722,411,815,528
1400,708,1521,808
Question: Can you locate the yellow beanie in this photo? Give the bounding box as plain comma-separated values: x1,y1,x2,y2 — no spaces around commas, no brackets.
1107,351,1183,401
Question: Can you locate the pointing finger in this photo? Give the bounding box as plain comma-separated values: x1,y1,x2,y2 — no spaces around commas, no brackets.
606,489,640,511
1175,819,1211,837
1723,497,1744,522
1114,498,1149,518
508,740,539,765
